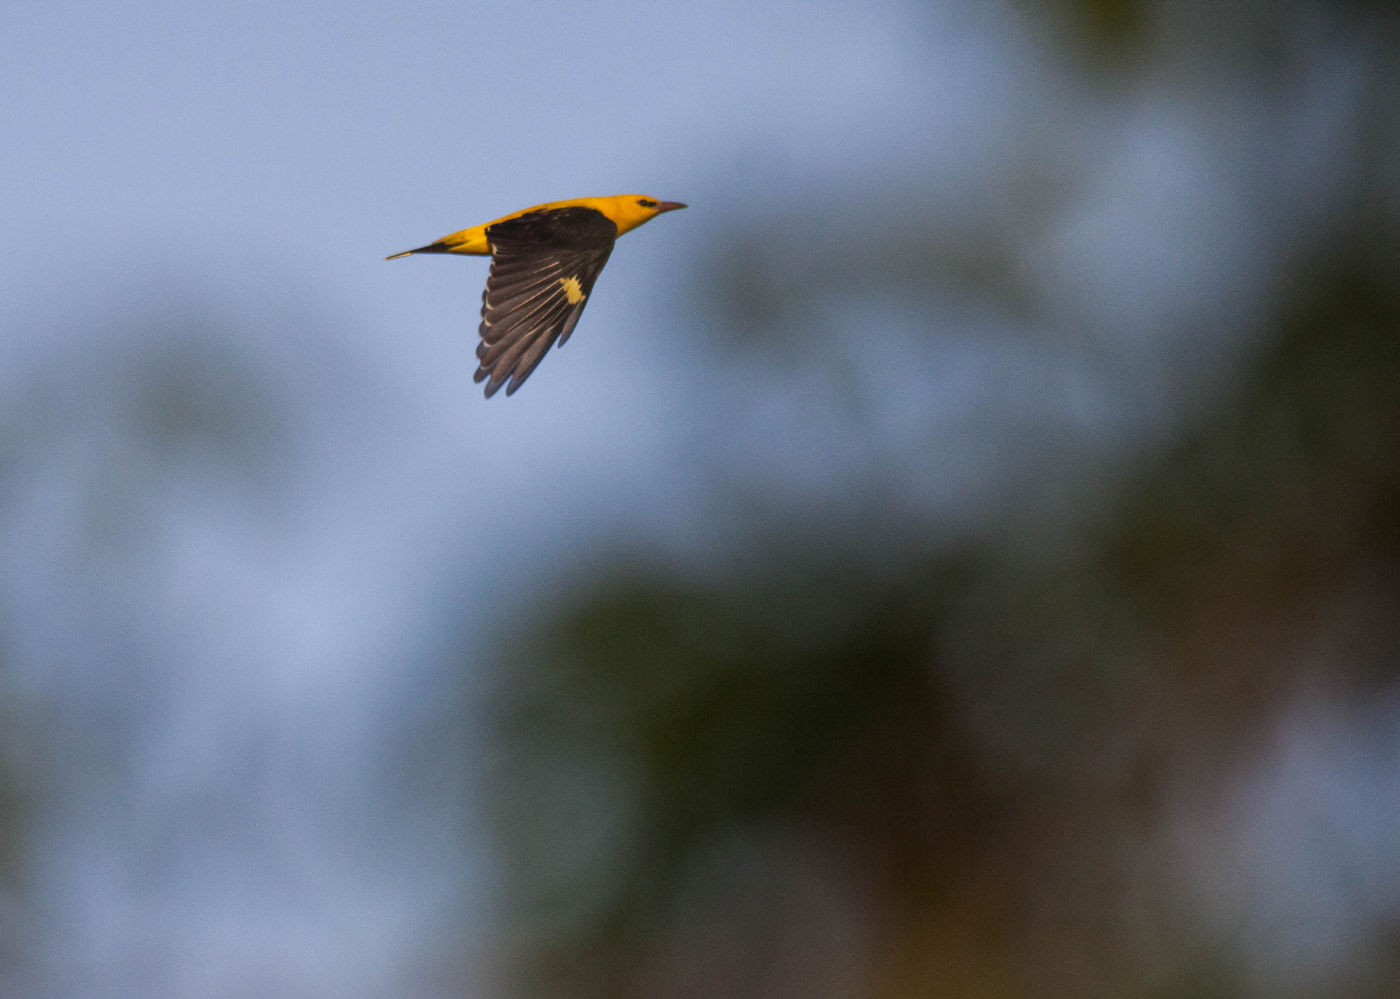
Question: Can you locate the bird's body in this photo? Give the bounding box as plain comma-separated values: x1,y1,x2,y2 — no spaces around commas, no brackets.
387,194,685,397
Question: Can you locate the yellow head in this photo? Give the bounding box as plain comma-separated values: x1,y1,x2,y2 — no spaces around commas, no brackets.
596,194,687,236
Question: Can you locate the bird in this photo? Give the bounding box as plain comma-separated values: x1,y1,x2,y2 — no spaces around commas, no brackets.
387,195,686,397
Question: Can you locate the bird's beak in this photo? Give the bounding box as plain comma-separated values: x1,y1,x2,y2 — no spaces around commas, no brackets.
656,201,687,213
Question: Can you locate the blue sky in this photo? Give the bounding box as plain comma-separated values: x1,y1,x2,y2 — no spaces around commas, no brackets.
2,4,984,994
3,2,1397,996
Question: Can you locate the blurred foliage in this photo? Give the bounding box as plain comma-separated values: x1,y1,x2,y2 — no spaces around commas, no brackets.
476,2,1400,998
1041,0,1400,76
0,649,38,988
1106,249,1400,658
0,657,27,889
484,251,1400,995
1042,0,1151,68
0,303,308,988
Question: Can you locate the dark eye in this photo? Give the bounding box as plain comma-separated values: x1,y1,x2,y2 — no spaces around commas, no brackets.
638,198,658,208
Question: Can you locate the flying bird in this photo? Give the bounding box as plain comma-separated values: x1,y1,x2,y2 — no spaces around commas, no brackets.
387,195,686,397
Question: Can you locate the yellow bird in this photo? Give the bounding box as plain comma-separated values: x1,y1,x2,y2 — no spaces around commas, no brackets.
387,195,686,397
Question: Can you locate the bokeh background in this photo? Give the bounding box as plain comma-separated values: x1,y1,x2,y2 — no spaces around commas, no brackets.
3,1,1399,996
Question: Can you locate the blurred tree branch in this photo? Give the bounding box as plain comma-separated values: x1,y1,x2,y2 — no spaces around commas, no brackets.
472,2,1400,996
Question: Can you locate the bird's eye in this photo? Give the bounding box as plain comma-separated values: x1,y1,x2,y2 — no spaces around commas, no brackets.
638,198,658,208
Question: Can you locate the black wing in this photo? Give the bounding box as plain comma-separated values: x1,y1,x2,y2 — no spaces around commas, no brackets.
475,207,617,397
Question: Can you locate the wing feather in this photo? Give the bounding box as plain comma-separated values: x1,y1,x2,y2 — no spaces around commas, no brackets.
471,207,617,396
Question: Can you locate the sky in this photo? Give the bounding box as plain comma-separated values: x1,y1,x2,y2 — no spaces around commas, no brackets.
2,2,1397,997
1,3,987,995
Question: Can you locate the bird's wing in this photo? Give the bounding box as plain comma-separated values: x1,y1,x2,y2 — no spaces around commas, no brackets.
475,207,617,397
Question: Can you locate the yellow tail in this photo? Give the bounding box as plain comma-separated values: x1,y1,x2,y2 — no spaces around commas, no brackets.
384,239,458,261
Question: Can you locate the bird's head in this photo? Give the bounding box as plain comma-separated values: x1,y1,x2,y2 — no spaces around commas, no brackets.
607,194,687,236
